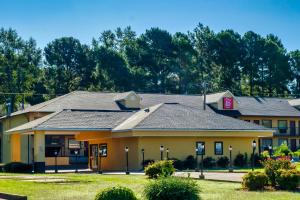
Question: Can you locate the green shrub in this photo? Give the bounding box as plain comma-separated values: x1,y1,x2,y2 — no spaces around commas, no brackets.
171,158,184,170
203,157,215,168
276,169,300,190
250,153,262,167
3,162,32,173
95,186,137,200
142,159,155,167
216,156,229,168
261,151,270,160
184,155,196,169
262,158,295,186
145,160,175,179
242,172,268,191
273,144,292,157
244,153,248,165
234,153,246,167
144,177,200,200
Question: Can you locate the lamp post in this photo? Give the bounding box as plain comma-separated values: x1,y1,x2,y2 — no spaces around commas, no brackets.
98,149,103,174
74,149,79,173
141,149,145,169
252,140,257,171
166,148,169,160
229,145,233,172
268,145,272,157
160,146,164,160
199,144,205,179
195,148,199,172
125,146,130,175
54,150,58,173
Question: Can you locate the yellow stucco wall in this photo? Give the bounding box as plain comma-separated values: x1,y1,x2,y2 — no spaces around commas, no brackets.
1,112,51,164
239,116,300,147
89,137,139,171
11,134,21,162
137,136,258,165
1,114,28,163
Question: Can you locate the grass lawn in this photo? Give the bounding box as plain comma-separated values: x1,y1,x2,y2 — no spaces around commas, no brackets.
0,173,299,200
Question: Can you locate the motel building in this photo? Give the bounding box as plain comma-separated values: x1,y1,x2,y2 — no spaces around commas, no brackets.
0,90,298,172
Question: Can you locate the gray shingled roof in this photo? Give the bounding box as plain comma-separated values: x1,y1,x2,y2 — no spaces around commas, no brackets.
1,91,210,118
134,103,270,130
35,110,134,130
236,97,300,117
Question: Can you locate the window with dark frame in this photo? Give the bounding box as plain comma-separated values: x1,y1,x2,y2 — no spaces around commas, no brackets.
278,120,288,134
253,120,260,125
262,120,272,128
214,142,223,155
99,144,108,157
196,142,205,155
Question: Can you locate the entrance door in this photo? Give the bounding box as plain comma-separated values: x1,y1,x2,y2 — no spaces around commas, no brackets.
90,144,98,170
290,121,296,136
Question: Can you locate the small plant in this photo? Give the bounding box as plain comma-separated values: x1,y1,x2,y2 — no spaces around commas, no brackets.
261,151,270,160
144,177,200,200
3,162,32,173
142,159,155,167
244,152,248,166
273,144,292,157
203,157,215,168
242,172,268,191
95,186,137,200
145,160,175,179
171,158,184,170
250,153,262,167
184,155,196,169
234,153,246,167
216,156,229,168
276,169,300,190
262,158,295,186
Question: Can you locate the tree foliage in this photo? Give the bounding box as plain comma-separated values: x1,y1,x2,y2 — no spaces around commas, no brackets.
0,23,299,110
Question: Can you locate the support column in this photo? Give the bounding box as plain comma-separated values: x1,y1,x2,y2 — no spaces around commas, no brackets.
34,131,45,173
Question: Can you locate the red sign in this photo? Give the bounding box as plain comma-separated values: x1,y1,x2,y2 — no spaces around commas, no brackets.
223,97,234,109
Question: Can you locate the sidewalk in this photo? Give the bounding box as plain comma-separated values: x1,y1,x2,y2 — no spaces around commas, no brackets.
175,172,245,182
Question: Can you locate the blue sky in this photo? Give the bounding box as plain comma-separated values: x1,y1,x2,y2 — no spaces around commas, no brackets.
0,0,299,51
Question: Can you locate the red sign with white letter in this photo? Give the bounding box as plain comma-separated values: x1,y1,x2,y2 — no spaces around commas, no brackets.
223,97,234,109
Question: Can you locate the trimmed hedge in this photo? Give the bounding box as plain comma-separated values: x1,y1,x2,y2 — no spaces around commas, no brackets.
276,169,300,190
144,177,200,200
95,186,137,200
234,153,246,167
262,158,295,186
145,160,175,179
242,172,268,191
203,157,215,168
3,162,32,173
216,156,229,168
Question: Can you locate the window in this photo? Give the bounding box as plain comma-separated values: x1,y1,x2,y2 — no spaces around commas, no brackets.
253,120,260,125
99,144,108,157
214,142,223,155
262,120,272,128
278,120,288,134
278,138,288,146
196,142,205,155
261,139,272,151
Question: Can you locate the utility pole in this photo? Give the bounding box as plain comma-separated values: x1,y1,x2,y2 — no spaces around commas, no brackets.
202,82,207,110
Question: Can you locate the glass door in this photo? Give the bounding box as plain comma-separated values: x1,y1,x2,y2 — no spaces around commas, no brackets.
89,144,98,170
